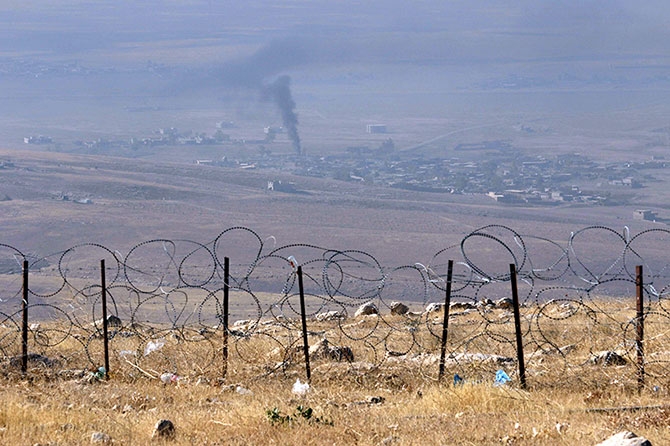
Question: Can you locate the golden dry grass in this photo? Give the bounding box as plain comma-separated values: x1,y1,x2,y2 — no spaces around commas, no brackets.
1,299,670,445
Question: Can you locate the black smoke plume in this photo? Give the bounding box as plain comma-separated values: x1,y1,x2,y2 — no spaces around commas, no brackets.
262,75,301,156
201,39,307,156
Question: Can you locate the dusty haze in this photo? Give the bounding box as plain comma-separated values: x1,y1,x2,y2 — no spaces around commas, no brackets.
2,1,670,264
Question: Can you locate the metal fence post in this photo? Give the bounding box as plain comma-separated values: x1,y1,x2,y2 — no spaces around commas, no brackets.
509,264,527,389
636,265,645,392
21,260,29,375
438,260,454,381
297,266,311,382
100,259,110,378
222,256,230,380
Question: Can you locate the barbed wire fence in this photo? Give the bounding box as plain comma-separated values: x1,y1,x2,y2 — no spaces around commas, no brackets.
1,225,670,391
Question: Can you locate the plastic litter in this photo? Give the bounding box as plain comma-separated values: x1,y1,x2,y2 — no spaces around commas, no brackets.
494,369,511,386
453,374,464,386
144,339,165,356
119,350,136,358
292,378,310,396
89,366,106,381
287,255,299,272
160,372,179,384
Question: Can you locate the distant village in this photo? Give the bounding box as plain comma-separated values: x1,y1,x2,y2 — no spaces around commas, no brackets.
23,121,669,216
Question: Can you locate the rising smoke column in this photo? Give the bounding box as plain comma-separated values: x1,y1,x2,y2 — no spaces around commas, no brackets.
262,75,301,156
212,38,307,155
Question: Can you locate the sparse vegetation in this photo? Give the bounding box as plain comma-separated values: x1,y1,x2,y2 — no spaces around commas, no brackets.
266,405,333,427
0,299,669,444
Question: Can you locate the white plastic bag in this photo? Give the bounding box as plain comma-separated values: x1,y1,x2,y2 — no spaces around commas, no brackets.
144,339,165,356
292,378,310,396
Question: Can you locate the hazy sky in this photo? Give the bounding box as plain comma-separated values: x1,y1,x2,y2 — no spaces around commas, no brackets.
3,0,670,138
2,0,670,66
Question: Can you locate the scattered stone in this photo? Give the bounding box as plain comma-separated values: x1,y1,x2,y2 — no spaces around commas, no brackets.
106,315,122,327
367,395,385,404
450,301,475,311
152,419,176,440
495,297,514,310
389,301,409,315
233,319,250,327
477,298,494,308
231,319,257,334
591,351,627,366
92,314,122,329
425,303,444,313
315,310,345,322
444,310,475,318
309,338,354,362
309,338,330,357
596,430,652,446
330,345,354,362
354,302,378,317
90,431,111,443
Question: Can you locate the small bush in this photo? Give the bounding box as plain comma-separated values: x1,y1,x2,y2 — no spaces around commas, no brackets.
266,405,333,426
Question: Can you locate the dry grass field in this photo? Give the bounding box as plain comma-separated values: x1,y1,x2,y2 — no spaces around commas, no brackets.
1,299,670,445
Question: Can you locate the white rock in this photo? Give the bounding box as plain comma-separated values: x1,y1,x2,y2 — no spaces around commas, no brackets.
315,310,345,321
495,298,514,310
450,301,475,311
354,302,378,317
90,431,111,443
591,351,627,366
596,430,652,446
425,303,444,313
389,301,409,315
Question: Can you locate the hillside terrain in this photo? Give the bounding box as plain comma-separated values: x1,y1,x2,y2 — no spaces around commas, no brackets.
0,148,660,270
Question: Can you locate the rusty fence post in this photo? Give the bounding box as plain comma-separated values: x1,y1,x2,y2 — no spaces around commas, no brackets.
438,260,454,381
509,264,527,389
